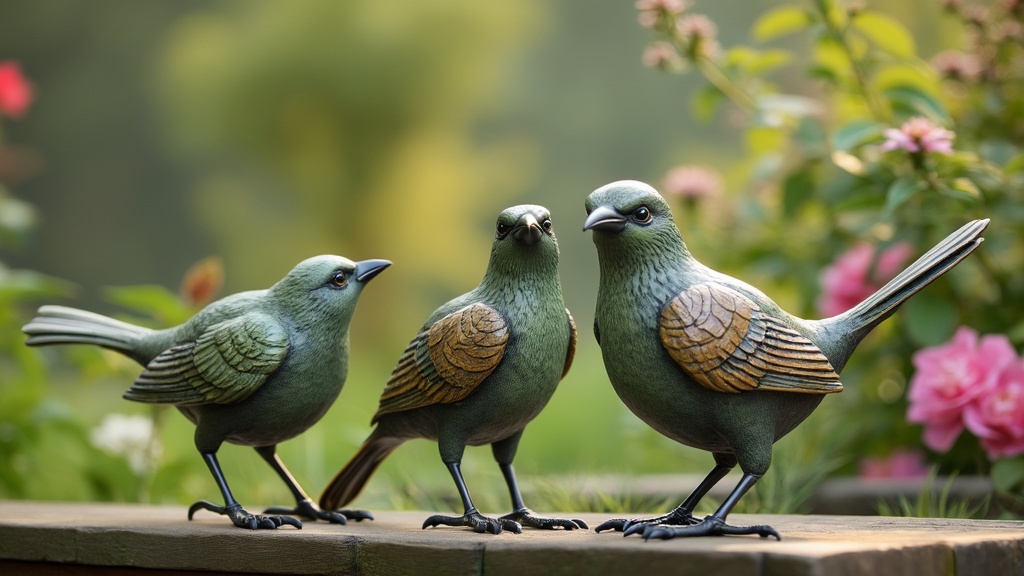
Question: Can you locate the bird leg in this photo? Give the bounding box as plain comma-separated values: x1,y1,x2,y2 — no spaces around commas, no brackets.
422,462,522,534
596,464,732,534
639,473,780,540
255,445,373,525
188,452,302,529
497,462,588,530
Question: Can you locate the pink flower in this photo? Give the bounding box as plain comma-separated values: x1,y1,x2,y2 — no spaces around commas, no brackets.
931,50,983,83
0,61,34,120
636,0,690,28
881,117,955,155
642,42,680,70
858,449,929,481
963,360,1024,459
663,165,722,199
906,327,1018,452
817,241,913,317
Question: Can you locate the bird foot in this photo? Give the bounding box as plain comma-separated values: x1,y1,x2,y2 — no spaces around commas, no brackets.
595,509,698,534
264,498,374,525
500,507,588,530
638,515,780,541
422,508,522,535
188,500,302,530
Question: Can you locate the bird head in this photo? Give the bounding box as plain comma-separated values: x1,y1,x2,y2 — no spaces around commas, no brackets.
269,255,390,326
484,204,560,278
583,180,686,259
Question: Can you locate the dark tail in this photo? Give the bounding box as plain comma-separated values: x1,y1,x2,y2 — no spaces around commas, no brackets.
821,218,988,360
23,305,151,357
319,432,402,511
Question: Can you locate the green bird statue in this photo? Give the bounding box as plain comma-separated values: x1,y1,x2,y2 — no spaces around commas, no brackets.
319,205,586,535
23,255,390,530
583,180,988,540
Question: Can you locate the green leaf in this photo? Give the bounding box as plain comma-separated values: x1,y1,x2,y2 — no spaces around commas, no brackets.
902,293,957,347
884,85,951,125
1004,153,1024,175
753,6,814,42
992,457,1024,492
782,169,815,217
852,11,915,58
104,285,192,327
691,84,724,123
884,177,921,214
832,120,884,151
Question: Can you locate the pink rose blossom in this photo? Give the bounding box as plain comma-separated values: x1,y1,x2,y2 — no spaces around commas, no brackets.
881,117,955,155
963,360,1024,459
858,449,929,480
906,327,1018,452
817,241,913,317
0,61,34,119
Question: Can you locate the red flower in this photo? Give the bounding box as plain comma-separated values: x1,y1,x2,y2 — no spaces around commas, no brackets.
0,61,34,120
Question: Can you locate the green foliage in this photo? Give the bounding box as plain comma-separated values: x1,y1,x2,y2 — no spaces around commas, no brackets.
876,471,990,519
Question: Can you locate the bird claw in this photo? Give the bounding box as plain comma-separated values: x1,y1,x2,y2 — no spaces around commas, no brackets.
422,509,522,535
189,500,303,530
639,515,780,541
597,509,698,535
264,498,373,525
500,507,588,530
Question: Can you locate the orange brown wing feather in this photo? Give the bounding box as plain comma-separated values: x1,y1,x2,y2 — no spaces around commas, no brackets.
659,283,842,394
373,303,508,422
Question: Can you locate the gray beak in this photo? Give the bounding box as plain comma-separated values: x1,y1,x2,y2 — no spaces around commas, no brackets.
583,205,626,234
512,213,544,245
354,259,391,283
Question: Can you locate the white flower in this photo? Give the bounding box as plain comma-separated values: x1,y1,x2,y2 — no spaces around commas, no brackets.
90,413,161,475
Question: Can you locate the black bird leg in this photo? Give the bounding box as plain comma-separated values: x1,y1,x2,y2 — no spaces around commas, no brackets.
188,452,302,529
256,445,372,524
422,462,522,534
497,462,588,530
596,464,733,534
641,473,781,540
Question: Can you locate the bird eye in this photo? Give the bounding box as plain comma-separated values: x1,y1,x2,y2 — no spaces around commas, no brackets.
330,272,349,288
496,221,510,237
632,206,652,224
542,219,553,232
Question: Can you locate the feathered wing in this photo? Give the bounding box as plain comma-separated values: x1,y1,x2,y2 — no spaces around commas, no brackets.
659,283,842,395
124,312,289,405
373,303,508,422
562,308,578,379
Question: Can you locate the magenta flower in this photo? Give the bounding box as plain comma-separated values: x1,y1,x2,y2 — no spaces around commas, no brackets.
858,449,929,481
663,165,722,200
0,60,34,119
881,117,955,155
906,327,1018,452
963,360,1024,459
817,241,913,317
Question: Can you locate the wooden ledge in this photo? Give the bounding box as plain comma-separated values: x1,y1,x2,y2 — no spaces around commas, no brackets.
1,501,1022,575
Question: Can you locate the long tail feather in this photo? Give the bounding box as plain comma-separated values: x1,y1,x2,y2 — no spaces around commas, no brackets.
824,219,988,358
22,305,151,354
319,433,402,511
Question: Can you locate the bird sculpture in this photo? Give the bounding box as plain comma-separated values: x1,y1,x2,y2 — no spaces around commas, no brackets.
583,180,988,540
23,255,390,530
319,205,586,535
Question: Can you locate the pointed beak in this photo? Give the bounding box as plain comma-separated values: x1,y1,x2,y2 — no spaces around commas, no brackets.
512,213,544,245
583,205,626,234
354,259,391,283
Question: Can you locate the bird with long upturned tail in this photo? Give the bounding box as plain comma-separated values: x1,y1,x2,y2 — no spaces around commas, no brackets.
583,180,987,540
23,255,389,529
320,205,586,535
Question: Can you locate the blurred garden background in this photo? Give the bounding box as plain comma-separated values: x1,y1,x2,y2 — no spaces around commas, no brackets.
2,0,1023,518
